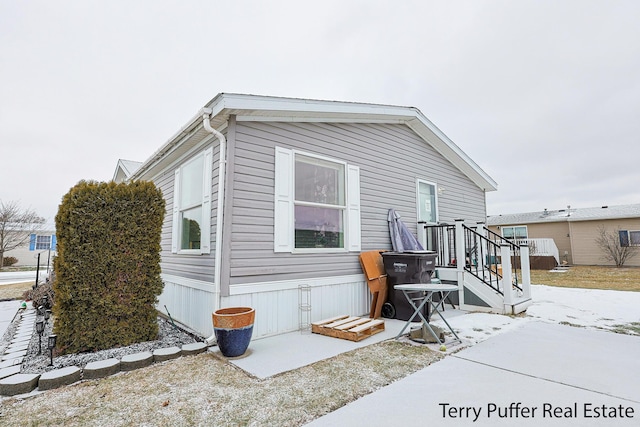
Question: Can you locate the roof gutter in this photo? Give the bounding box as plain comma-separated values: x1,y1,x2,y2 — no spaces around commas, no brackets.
200,107,226,346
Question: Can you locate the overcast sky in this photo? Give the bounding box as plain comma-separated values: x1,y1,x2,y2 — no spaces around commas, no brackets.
2,0,639,227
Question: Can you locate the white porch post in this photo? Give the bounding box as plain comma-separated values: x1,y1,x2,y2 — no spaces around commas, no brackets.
520,244,532,299
500,243,514,310
455,219,466,305
476,222,487,272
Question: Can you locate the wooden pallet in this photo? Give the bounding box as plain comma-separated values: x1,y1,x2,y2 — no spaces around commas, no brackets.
311,315,385,342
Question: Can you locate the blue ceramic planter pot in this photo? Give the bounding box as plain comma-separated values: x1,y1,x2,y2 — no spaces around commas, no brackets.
212,307,255,357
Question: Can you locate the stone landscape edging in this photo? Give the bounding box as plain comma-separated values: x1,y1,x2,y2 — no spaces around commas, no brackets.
0,308,209,397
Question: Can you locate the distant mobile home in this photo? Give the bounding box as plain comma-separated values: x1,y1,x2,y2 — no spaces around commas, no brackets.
487,204,640,267
114,93,505,338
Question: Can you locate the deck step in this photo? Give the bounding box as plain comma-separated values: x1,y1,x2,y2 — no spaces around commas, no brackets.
507,297,533,315
311,315,385,342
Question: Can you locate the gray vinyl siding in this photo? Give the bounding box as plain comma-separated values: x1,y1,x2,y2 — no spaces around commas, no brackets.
227,121,486,285
153,143,219,283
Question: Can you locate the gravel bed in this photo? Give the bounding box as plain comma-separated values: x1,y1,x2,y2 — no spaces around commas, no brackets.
1,309,199,375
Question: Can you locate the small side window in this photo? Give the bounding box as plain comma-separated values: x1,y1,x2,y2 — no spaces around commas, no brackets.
172,148,212,254
417,180,437,223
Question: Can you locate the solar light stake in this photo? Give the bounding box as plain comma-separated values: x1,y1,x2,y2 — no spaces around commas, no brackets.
36,319,45,355
48,334,57,366
44,309,51,323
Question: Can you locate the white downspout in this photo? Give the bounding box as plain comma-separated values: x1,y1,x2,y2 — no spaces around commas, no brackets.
201,107,226,346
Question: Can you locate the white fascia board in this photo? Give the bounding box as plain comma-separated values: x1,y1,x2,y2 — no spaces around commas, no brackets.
213,93,415,125
235,114,407,124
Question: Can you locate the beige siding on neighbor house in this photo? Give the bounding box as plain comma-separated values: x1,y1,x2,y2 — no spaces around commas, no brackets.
488,222,571,263
526,222,572,264
489,219,640,267
569,219,640,267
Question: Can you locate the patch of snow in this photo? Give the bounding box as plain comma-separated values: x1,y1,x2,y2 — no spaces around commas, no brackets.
430,284,640,345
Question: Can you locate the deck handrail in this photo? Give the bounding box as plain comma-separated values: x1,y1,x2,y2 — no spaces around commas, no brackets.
420,223,522,294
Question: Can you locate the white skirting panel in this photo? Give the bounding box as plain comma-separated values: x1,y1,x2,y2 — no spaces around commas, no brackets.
224,275,371,339
158,275,218,337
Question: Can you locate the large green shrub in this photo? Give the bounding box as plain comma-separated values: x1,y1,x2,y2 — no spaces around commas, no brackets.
53,180,165,354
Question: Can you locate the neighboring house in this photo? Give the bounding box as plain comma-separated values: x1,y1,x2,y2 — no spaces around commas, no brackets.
113,159,143,182
3,229,56,268
487,204,640,267
115,93,524,339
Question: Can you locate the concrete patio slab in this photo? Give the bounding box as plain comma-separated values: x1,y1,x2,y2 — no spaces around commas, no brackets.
305,322,640,427
224,315,467,379
306,355,636,427
455,321,640,402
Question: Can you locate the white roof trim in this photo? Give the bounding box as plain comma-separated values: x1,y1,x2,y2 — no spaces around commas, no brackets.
131,93,497,191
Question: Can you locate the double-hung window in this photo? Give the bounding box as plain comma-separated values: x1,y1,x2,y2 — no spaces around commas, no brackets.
36,235,51,250
274,147,360,252
172,148,212,254
29,234,56,251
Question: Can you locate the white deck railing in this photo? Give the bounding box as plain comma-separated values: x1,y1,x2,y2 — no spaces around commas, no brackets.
513,238,559,264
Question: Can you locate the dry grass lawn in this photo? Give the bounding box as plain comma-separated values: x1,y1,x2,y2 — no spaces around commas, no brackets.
530,265,640,292
1,265,638,425
0,341,442,426
0,282,32,301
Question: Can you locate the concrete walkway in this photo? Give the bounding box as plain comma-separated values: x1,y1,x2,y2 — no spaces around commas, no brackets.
305,322,640,426
0,300,21,339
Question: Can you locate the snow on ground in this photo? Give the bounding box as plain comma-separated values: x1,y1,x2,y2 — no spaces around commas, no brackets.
527,284,639,328
0,270,47,285
430,284,640,346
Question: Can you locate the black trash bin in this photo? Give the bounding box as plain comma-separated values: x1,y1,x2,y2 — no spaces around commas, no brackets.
381,251,437,321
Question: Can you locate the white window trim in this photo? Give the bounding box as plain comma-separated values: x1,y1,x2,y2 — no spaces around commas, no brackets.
415,179,439,224
274,147,361,253
171,147,213,254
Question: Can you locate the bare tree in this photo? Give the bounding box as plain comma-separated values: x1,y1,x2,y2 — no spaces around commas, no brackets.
0,200,45,268
595,225,639,267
